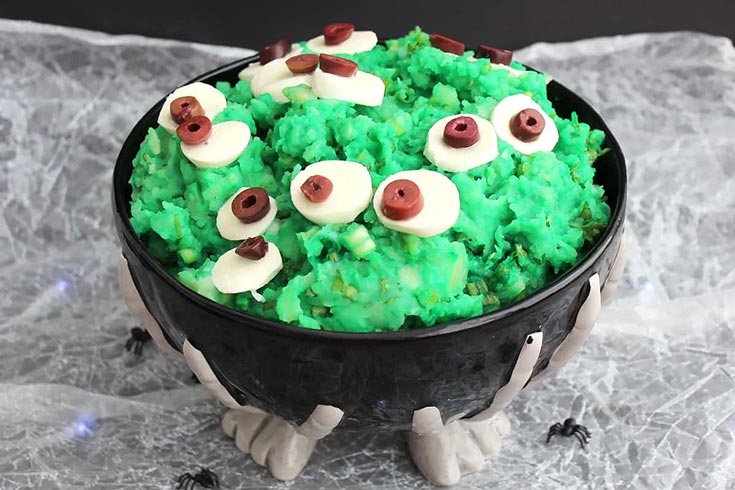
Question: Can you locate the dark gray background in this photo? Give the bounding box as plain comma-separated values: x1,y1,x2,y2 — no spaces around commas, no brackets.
2,0,733,50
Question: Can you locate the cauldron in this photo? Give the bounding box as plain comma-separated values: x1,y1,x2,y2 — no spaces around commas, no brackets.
112,53,626,435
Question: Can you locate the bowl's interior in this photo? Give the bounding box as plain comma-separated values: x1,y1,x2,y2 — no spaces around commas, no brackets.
112,54,627,340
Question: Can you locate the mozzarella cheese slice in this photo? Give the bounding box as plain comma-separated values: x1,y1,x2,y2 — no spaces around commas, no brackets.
181,121,251,169
424,114,499,172
216,187,278,241
238,45,303,82
491,94,559,155
157,82,227,134
305,31,378,55
312,68,385,106
290,160,373,224
251,58,313,102
212,244,283,294
373,170,460,237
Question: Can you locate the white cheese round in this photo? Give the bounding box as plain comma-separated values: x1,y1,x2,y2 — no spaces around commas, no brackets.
312,68,385,107
424,114,499,172
251,57,313,102
216,187,278,241
305,31,378,55
157,82,227,134
290,160,373,224
491,94,559,155
181,121,251,169
238,44,303,82
212,244,283,294
373,170,460,237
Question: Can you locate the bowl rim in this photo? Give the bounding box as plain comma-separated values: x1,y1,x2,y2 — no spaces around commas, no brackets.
113,53,627,342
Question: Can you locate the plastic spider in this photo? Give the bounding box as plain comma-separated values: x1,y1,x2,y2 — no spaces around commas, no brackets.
176,467,220,489
546,417,590,449
124,327,152,356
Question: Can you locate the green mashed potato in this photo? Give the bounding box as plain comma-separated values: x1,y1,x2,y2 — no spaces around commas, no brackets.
129,28,610,333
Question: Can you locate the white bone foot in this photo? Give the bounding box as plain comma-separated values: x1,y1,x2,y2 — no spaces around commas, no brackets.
467,332,542,422
601,232,628,304
525,273,601,390
118,255,181,357
407,411,511,486
222,409,318,480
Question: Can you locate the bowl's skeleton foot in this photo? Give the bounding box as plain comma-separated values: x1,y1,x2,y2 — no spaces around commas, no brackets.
220,406,344,480
222,409,317,480
525,273,601,391
183,339,343,481
406,331,540,486
407,408,511,486
601,231,628,304
118,255,181,357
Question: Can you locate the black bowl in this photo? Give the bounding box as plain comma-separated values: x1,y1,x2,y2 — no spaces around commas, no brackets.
112,54,626,431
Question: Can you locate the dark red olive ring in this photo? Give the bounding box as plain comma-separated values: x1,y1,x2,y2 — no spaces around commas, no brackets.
170,96,204,125
231,187,271,223
319,54,358,77
381,179,424,221
259,39,291,65
443,116,480,148
323,22,355,45
430,34,465,56
300,174,333,203
236,236,269,260
176,115,212,145
510,108,546,142
475,45,513,65
286,54,319,74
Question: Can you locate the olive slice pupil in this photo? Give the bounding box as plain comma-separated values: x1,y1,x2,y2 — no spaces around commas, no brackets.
455,123,467,132
188,122,200,132
242,195,256,208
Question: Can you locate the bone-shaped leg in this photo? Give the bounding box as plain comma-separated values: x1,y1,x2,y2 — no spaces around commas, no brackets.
295,404,344,440
525,273,601,390
221,403,342,480
466,331,543,422
118,255,180,357
407,407,511,486
183,340,249,410
185,338,343,480
222,409,317,480
601,232,628,304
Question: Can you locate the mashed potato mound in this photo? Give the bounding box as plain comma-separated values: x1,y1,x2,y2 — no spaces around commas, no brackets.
129,28,610,332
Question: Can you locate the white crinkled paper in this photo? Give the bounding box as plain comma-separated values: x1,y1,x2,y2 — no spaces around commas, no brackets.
1,19,734,489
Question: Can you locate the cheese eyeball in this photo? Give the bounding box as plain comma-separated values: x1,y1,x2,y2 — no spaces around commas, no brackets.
312,68,385,107
181,121,251,169
424,114,499,172
212,243,283,294
217,187,278,241
238,44,303,82
306,31,378,55
290,160,373,224
157,82,226,134
251,58,313,102
491,94,559,155
373,170,460,237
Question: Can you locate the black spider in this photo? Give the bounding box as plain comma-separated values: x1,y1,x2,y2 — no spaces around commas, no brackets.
546,418,590,449
176,467,219,489
124,327,152,356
